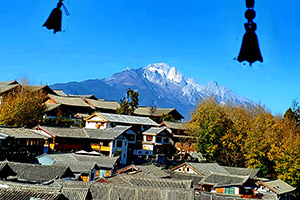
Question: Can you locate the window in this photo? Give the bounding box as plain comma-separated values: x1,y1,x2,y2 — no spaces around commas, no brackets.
146,135,153,141
225,187,234,194
116,140,123,148
162,137,168,143
102,141,109,146
156,137,162,143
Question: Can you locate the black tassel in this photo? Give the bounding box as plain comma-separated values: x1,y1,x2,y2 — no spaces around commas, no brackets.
237,22,263,66
43,0,70,34
237,1,263,66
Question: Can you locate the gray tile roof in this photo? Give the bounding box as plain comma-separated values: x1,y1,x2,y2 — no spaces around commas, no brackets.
85,125,131,140
120,175,192,189
94,112,159,126
142,127,168,135
44,153,118,169
46,94,94,108
28,85,56,95
90,182,194,200
5,161,73,184
0,188,63,200
134,107,177,116
0,80,20,94
169,171,204,188
135,164,170,178
53,89,67,96
2,180,91,200
117,164,170,179
260,179,296,195
200,173,250,187
85,99,119,110
223,166,260,178
0,127,46,139
36,126,89,138
69,94,97,100
73,153,119,168
0,80,19,85
61,187,90,200
45,103,62,112
185,162,229,176
161,121,186,130
53,179,94,188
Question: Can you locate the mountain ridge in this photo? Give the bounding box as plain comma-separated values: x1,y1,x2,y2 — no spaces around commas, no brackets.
51,63,254,119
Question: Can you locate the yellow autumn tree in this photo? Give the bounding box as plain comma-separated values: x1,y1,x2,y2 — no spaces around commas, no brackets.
188,97,300,194
244,111,276,177
0,85,46,127
267,118,300,194
187,98,231,164
220,105,252,167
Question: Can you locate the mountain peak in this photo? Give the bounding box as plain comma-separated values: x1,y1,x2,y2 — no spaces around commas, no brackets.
207,80,219,87
144,63,185,85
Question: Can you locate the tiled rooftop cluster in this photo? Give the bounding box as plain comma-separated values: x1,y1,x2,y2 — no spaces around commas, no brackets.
0,80,296,199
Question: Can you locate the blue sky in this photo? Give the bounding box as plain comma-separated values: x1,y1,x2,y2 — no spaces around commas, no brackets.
0,0,299,115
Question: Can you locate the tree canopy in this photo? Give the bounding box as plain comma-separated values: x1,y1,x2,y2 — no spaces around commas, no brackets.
187,98,300,194
116,88,139,115
0,85,46,128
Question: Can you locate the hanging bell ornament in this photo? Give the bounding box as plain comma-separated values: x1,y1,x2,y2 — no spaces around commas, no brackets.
43,0,70,34
237,0,263,66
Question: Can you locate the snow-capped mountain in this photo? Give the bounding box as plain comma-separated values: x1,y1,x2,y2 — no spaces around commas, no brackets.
51,63,254,119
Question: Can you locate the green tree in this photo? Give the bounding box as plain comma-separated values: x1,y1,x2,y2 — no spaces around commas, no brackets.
284,100,300,125
0,85,46,127
116,88,139,115
151,113,175,124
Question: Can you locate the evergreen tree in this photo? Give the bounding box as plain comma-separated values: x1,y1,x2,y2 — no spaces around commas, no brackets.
116,88,139,115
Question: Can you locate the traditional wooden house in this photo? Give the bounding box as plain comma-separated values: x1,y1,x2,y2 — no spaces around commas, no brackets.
139,127,173,163
84,112,158,131
37,152,119,180
84,112,158,154
4,161,75,184
85,125,133,165
33,126,91,153
0,80,20,96
134,107,184,122
159,121,196,159
0,80,20,104
84,98,120,114
199,173,261,198
257,179,296,200
171,162,229,176
44,94,95,119
0,127,46,162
